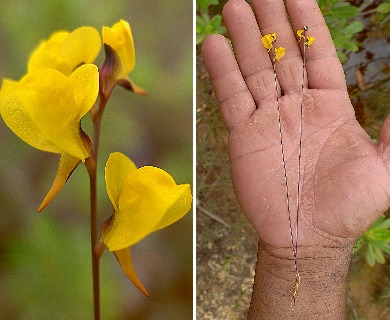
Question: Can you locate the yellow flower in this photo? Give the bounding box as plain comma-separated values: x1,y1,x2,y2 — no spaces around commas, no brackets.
102,152,192,296
274,47,286,62
297,29,304,42
28,27,101,76
296,27,314,49
261,33,277,52
0,64,99,210
101,20,146,97
305,36,315,48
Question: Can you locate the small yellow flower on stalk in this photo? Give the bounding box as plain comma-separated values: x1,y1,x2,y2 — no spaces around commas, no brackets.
305,36,315,49
261,33,277,52
297,27,315,49
28,27,101,76
0,64,99,211
101,20,146,98
297,29,305,42
274,47,286,62
100,152,192,296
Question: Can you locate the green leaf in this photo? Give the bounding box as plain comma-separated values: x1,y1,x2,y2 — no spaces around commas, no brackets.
377,216,390,230
345,21,364,34
210,15,223,28
317,0,326,9
337,51,346,63
196,34,206,45
196,14,226,45
368,215,386,230
366,243,376,267
373,241,390,255
377,3,390,14
196,14,210,28
370,229,390,241
197,0,219,10
329,5,359,19
343,40,359,52
373,245,386,264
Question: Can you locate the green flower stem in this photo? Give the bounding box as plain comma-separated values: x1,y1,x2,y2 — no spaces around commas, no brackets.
86,81,110,320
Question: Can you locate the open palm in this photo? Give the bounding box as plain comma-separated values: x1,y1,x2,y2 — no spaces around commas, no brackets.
202,0,390,251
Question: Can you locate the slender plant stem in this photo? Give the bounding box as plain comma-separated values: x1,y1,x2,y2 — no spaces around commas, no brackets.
85,82,110,320
272,54,297,264
85,156,100,320
92,88,109,161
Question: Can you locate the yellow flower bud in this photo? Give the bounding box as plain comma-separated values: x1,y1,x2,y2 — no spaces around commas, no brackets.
101,20,146,97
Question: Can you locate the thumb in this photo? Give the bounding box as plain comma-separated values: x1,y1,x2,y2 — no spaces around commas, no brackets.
377,114,390,166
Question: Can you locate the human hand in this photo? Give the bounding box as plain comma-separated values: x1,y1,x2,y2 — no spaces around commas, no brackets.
201,0,390,257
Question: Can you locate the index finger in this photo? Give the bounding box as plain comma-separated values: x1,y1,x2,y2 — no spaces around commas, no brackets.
287,0,347,90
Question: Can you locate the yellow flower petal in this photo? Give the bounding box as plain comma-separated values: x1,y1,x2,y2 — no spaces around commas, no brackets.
103,153,192,251
69,64,99,119
102,19,135,79
297,29,304,41
28,27,101,76
1,67,97,160
114,247,149,297
17,69,88,159
261,33,276,52
38,152,81,212
28,31,70,74
306,36,315,48
0,79,60,153
105,152,137,211
274,47,286,62
61,27,101,74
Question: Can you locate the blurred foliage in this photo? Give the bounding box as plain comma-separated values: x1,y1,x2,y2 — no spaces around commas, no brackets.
0,0,192,319
354,215,390,267
318,0,363,63
196,0,226,44
371,1,390,38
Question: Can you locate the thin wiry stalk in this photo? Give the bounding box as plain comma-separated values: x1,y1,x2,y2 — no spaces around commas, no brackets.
272,53,297,265
295,26,307,265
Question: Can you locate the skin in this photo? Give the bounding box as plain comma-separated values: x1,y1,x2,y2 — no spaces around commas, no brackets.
201,0,390,319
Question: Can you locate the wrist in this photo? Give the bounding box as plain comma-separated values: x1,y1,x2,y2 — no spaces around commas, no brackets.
248,240,353,320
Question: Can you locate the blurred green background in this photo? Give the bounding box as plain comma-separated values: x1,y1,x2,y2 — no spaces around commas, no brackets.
0,1,193,319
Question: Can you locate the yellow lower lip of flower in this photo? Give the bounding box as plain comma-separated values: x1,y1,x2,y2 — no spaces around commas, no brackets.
103,152,192,251
274,47,286,62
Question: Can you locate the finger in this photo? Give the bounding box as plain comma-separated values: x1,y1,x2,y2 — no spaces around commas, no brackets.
251,0,308,95
222,0,281,108
286,0,347,90
378,115,390,164
201,34,256,131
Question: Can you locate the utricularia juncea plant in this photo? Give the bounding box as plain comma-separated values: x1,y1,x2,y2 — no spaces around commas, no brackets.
0,20,192,319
